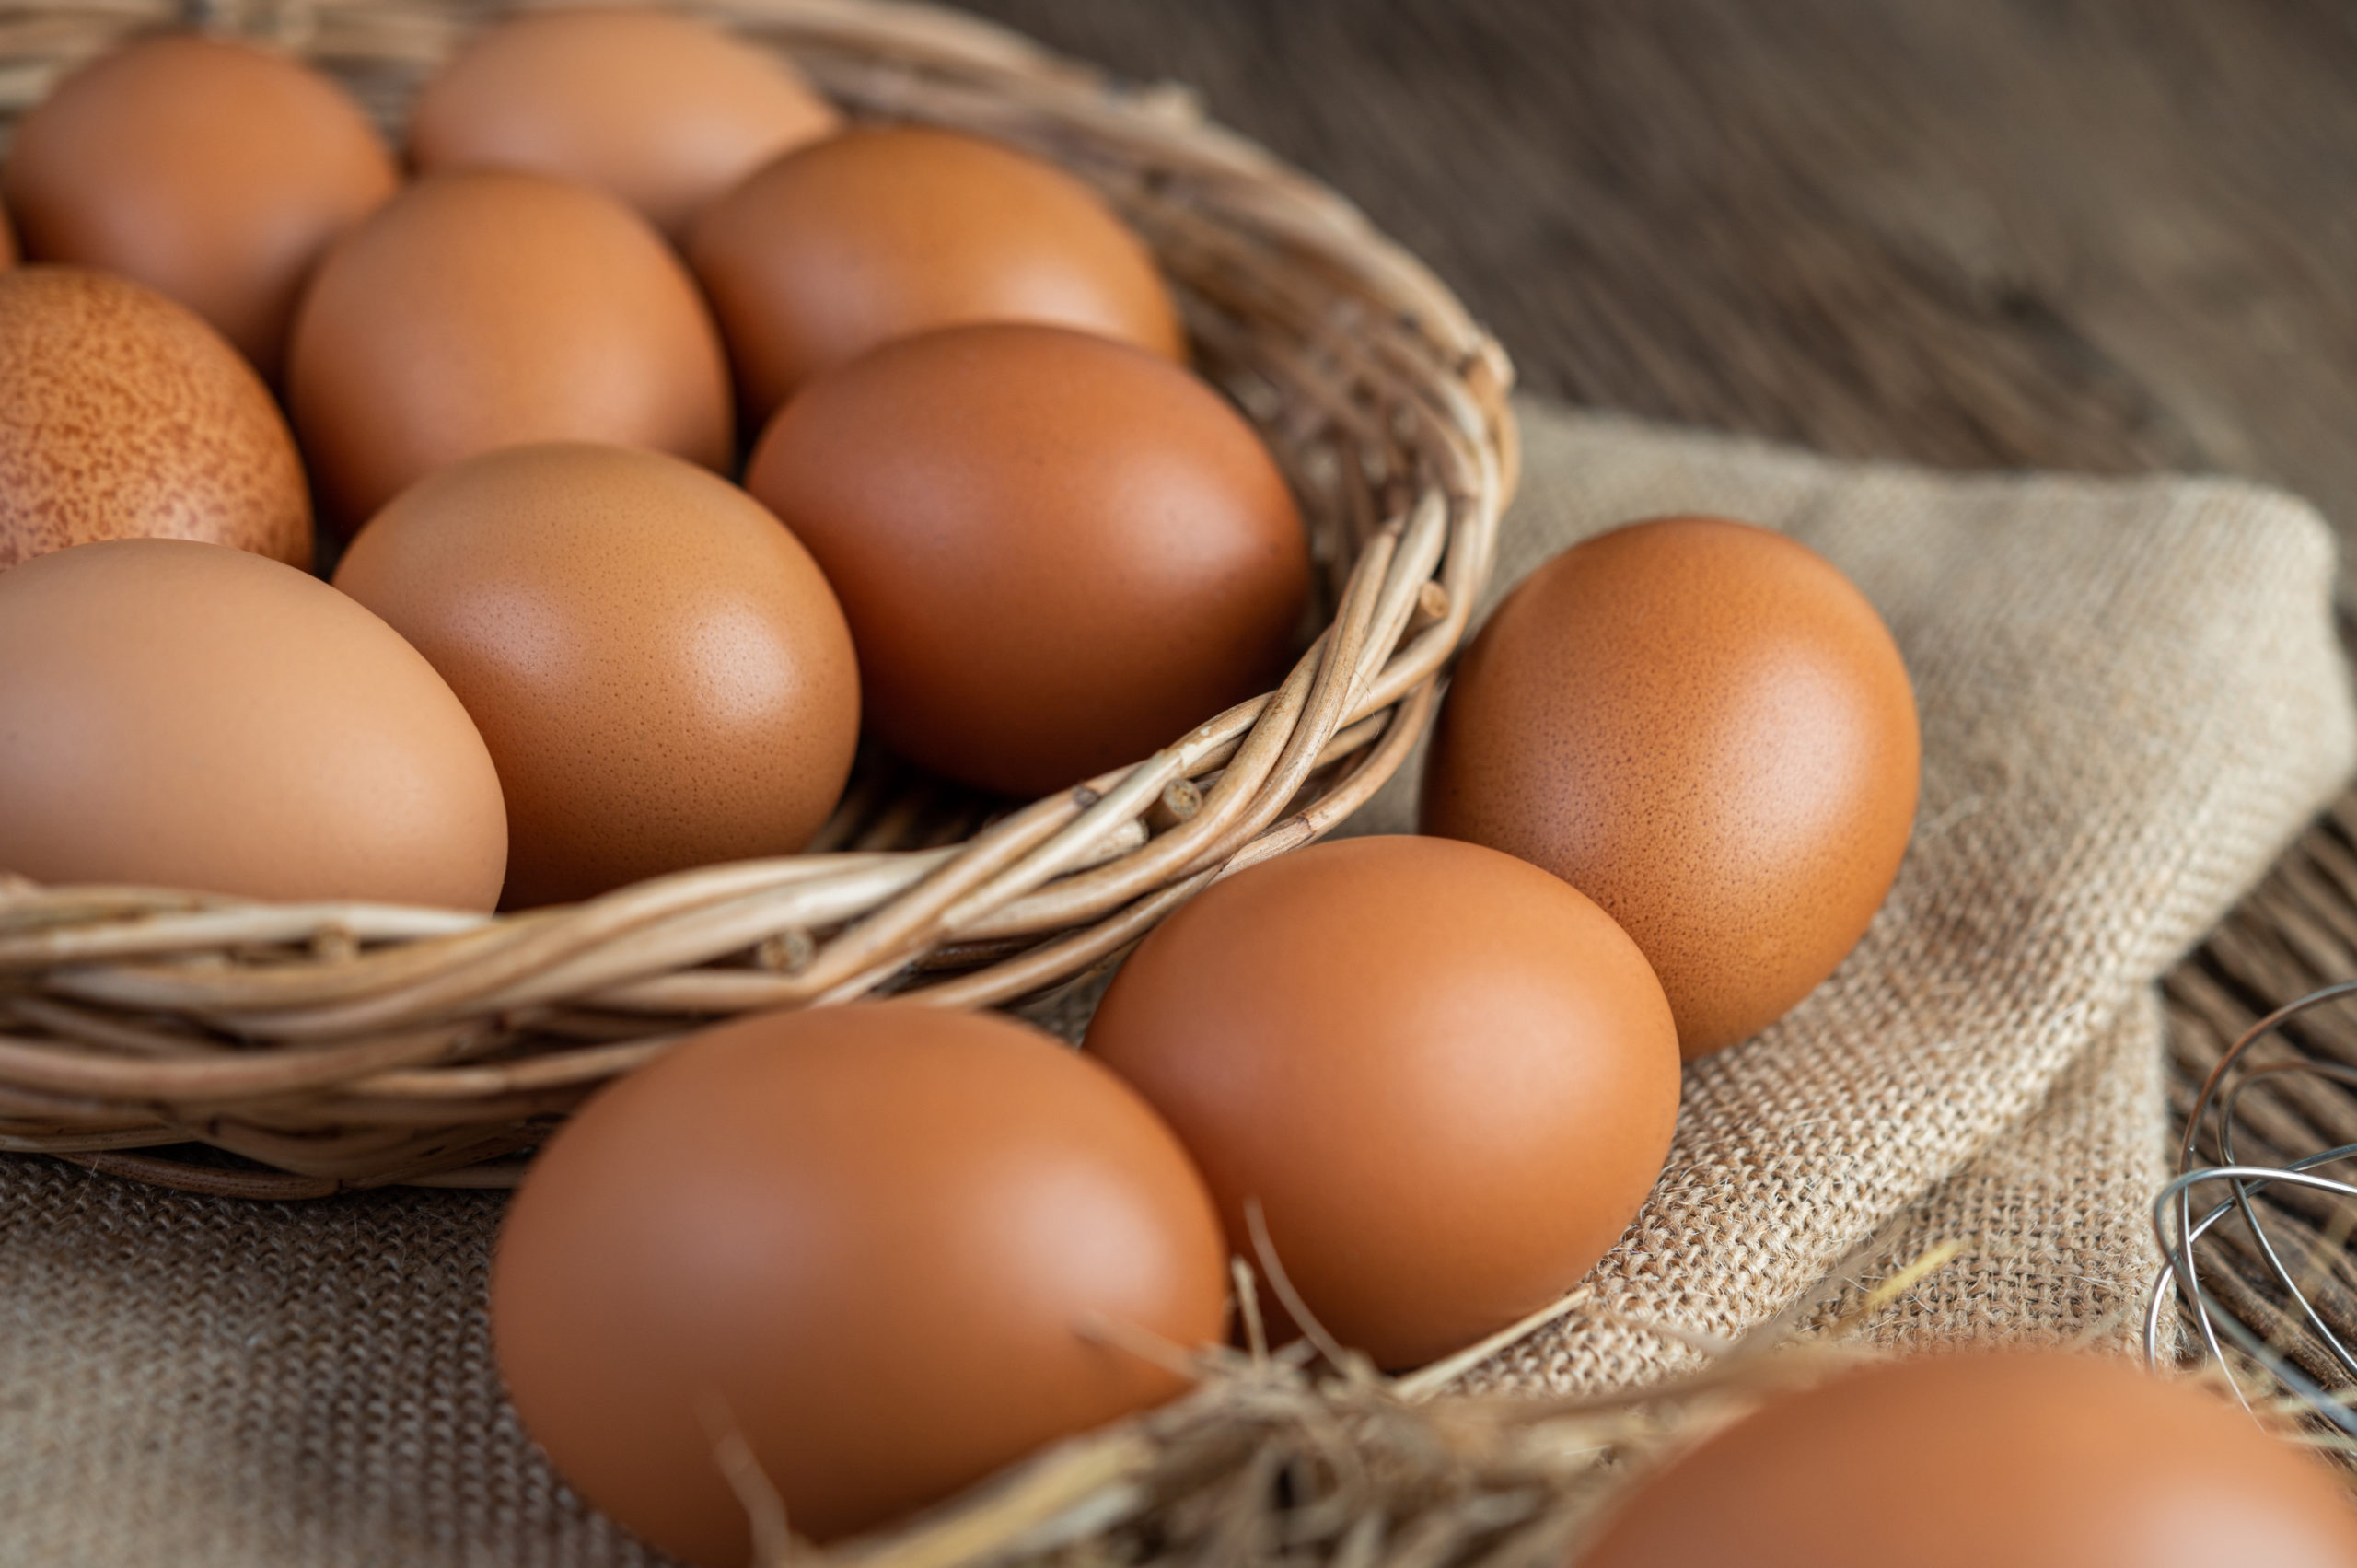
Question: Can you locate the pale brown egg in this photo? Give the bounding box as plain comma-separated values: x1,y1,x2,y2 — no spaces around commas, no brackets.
1422,517,1920,1059
287,169,732,531
0,267,310,571
410,6,840,239
690,125,1184,424
744,322,1306,798
0,539,505,908
1578,1352,2357,1568
1085,835,1680,1372
3,33,397,376
493,1003,1229,1563
332,443,857,908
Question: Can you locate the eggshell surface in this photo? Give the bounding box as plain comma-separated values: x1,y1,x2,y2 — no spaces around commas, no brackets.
287,169,733,530
745,322,1306,797
411,6,840,238
492,1003,1229,1563
0,539,505,908
1085,835,1680,1371
0,267,310,570
4,34,397,375
1422,517,1920,1058
1579,1352,2357,1568
333,443,857,908
691,126,1183,422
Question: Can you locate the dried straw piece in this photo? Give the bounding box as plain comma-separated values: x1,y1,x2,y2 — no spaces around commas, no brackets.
0,0,1514,1188
799,1246,1991,1568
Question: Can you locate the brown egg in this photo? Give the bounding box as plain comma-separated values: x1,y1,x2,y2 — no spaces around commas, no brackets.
745,323,1306,797
3,34,397,376
0,539,505,908
1580,1352,2357,1568
0,267,310,571
690,125,1183,424
410,6,840,240
1422,517,1920,1059
333,443,857,908
493,1002,1228,1562
287,169,732,531
1085,835,1680,1372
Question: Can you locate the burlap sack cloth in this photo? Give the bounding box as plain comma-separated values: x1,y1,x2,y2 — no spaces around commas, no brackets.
3,398,2350,1565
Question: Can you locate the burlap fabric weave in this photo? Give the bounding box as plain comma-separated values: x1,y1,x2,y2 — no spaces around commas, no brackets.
2,396,2349,1565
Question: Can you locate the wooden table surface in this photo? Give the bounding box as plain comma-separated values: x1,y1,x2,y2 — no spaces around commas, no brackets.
971,0,2357,598
958,0,2357,1378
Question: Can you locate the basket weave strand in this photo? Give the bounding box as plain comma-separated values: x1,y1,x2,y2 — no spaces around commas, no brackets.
0,0,1515,1196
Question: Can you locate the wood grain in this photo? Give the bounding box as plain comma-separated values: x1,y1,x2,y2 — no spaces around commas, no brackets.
967,0,2357,591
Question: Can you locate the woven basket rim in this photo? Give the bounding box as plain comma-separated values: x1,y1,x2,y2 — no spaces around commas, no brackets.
0,0,1517,1197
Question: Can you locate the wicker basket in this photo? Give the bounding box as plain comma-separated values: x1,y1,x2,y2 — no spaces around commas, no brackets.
0,0,1515,1199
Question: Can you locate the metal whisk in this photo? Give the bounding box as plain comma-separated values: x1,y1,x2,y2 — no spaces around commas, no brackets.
2149,979,2357,1431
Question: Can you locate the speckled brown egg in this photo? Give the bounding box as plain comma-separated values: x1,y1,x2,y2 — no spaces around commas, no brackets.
745,322,1306,798
410,6,840,240
1422,517,1920,1059
0,267,310,571
493,1002,1229,1563
0,538,505,907
1579,1352,2357,1568
287,168,732,531
690,125,1184,424
333,443,856,908
1085,835,1680,1372
4,33,397,376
